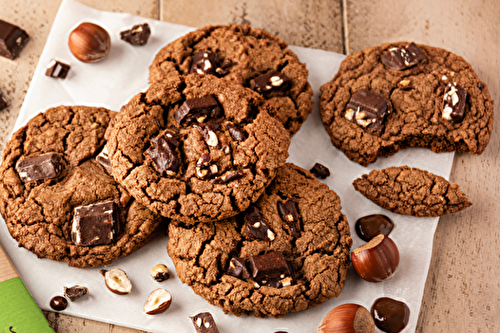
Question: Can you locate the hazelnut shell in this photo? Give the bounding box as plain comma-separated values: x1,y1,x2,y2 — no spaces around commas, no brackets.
318,303,375,333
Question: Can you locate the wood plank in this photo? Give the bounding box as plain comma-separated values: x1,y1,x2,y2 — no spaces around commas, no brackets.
346,0,500,332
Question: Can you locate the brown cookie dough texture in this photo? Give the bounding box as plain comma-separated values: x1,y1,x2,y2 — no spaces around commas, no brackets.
167,163,352,318
353,165,472,217
0,106,163,268
106,74,290,224
149,24,314,135
320,42,494,166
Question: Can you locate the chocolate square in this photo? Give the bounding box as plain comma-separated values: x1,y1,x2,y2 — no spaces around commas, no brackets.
45,60,70,79
381,42,426,70
248,252,294,288
251,70,290,94
227,257,251,279
344,89,389,132
0,19,29,60
15,152,63,182
71,201,119,246
442,82,467,123
190,312,219,333
174,95,222,125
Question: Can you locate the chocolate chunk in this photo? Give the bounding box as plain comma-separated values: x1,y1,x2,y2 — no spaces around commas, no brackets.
381,42,426,70
45,60,70,79
243,206,275,241
309,163,330,179
442,82,467,123
194,122,221,148
277,198,301,237
190,312,219,333
174,95,222,125
64,285,89,301
371,297,410,333
96,146,112,173
120,23,151,46
0,19,29,60
211,170,244,185
251,70,290,94
147,130,181,175
227,257,251,279
355,214,394,242
225,123,246,141
0,90,8,111
15,152,63,182
248,252,294,288
344,89,389,132
190,51,221,76
196,153,218,180
478,82,484,91
71,200,119,246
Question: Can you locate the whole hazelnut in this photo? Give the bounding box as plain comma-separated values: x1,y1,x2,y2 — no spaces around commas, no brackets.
317,303,375,333
68,22,111,63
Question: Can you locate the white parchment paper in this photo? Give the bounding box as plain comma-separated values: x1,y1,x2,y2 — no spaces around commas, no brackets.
0,0,455,332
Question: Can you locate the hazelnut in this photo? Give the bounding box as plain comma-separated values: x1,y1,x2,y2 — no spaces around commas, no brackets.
101,268,132,294
318,303,375,333
143,288,172,315
350,234,400,283
150,264,170,282
68,22,111,63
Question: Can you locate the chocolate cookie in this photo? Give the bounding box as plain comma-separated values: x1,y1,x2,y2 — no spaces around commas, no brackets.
320,42,494,166
0,106,163,268
353,165,472,217
149,24,314,136
167,163,352,318
106,74,290,224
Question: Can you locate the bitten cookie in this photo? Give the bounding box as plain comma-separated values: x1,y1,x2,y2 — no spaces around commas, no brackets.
167,163,352,318
353,165,472,216
320,42,494,166
149,24,314,136
106,74,290,225
0,106,163,268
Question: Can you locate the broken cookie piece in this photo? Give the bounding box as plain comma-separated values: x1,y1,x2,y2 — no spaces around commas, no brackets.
353,165,472,217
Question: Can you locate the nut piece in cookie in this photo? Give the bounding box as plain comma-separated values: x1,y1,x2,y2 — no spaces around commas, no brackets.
147,130,181,175
344,89,389,133
243,206,275,241
251,70,290,94
174,95,222,125
248,251,294,288
64,285,89,301
381,42,427,70
442,82,467,123
15,152,63,182
120,23,151,46
277,198,301,237
190,312,219,333
227,257,251,279
71,200,119,246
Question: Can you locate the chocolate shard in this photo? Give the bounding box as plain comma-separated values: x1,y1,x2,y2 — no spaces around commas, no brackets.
45,60,70,79
248,252,294,288
64,285,89,301
174,95,222,125
190,312,219,333
71,200,120,246
243,206,275,241
147,130,181,175
251,70,290,94
0,90,8,111
120,23,151,46
227,257,251,279
211,170,244,185
0,19,29,60
190,51,221,76
344,89,389,133
277,198,301,237
225,122,246,141
96,146,112,173
309,163,330,179
15,152,63,182
381,42,427,70
194,122,221,148
442,82,467,123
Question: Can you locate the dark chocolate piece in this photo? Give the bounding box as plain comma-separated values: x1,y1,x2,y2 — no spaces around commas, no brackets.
442,82,467,123
0,90,8,111
195,153,218,180
15,152,63,182
477,82,484,91
64,285,89,301
190,312,219,333
243,206,275,241
194,122,221,148
147,130,181,175
49,296,68,311
71,200,119,246
355,214,394,242
309,163,330,179
120,23,151,46
225,123,246,141
0,19,29,60
277,198,301,237
371,297,410,333
211,170,244,185
96,146,112,173
45,60,70,79
190,51,221,76
174,95,222,125
344,89,389,132
381,42,426,70
227,257,251,279
250,70,290,94
248,252,294,288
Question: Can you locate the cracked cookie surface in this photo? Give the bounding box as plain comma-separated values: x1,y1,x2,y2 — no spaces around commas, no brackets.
353,165,472,217
106,74,290,224
320,42,494,166
149,24,314,136
0,106,163,268
167,163,352,318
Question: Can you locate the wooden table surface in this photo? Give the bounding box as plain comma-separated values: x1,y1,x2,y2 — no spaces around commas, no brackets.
0,0,498,332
